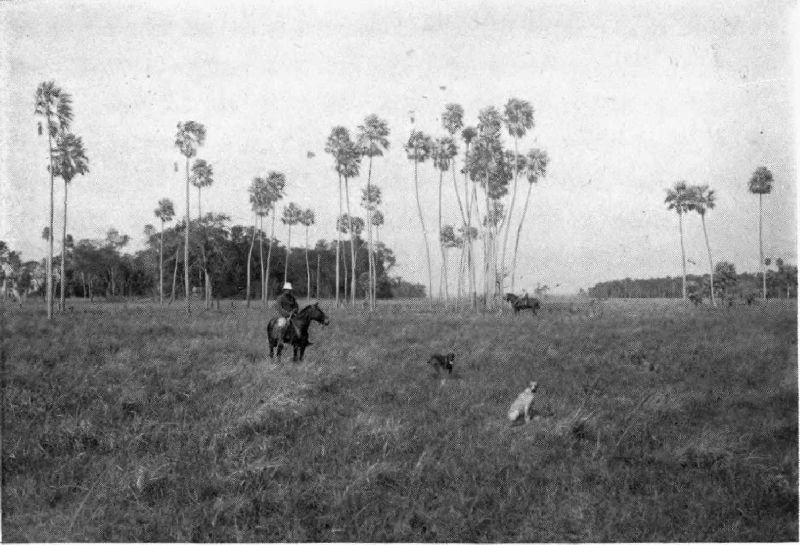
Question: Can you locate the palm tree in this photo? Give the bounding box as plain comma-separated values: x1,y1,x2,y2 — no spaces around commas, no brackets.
432,136,458,302
689,185,717,305
461,126,478,309
189,158,214,302
154,198,175,306
326,127,361,306
247,176,269,307
665,180,693,300
51,132,89,312
174,120,206,315
748,166,773,300
511,148,548,293
405,130,434,304
299,209,316,302
325,127,350,307
501,98,535,290
264,171,287,302
281,202,302,284
190,158,214,219
361,185,382,304
356,114,390,311
35,81,73,320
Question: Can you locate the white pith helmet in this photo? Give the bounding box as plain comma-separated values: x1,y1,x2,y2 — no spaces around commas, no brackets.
283,282,293,290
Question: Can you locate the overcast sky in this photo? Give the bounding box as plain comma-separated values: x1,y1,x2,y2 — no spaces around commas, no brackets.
1,0,796,293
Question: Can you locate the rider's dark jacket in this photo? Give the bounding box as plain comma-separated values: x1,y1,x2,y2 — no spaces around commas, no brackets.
276,291,299,318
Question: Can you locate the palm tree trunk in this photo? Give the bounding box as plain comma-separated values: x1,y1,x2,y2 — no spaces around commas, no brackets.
184,156,191,316
159,220,164,306
305,226,311,303
246,214,255,307
316,254,321,300
366,156,374,310
464,155,476,310
170,245,179,304
284,225,292,283
500,138,520,294
336,174,342,306
197,186,202,219
47,130,54,320
511,182,533,294
344,177,356,306
266,207,276,304
678,211,687,300
60,180,68,312
413,158,433,306
438,169,445,302
259,216,265,305
759,193,766,300
701,214,715,306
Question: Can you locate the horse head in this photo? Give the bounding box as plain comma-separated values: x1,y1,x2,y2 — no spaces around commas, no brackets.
504,293,516,302
307,302,330,325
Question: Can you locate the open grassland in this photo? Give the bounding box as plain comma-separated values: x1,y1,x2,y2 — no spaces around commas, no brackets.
1,298,797,541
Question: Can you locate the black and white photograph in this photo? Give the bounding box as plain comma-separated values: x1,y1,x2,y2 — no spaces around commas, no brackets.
1,0,797,541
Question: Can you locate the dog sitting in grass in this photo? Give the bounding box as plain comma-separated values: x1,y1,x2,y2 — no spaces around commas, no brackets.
428,352,455,376
508,381,538,424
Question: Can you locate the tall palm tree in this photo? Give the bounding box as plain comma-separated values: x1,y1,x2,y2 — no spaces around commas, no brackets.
326,127,361,306
748,166,773,300
356,114,390,311
665,180,693,300
247,176,269,307
299,209,316,302
689,185,717,305
51,132,89,312
325,126,350,307
35,81,73,320
405,130,434,304
501,98,535,290
174,120,206,315
190,158,214,219
461,126,478,309
189,158,214,302
264,171,287,302
432,136,458,302
154,198,175,306
361,185,382,304
511,148,548,293
281,202,302,283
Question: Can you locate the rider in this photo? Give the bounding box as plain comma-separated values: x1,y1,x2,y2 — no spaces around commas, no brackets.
275,282,299,341
521,289,530,307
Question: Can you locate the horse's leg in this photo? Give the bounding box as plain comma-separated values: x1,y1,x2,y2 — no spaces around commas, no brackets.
277,342,283,358
299,345,306,361
292,344,299,362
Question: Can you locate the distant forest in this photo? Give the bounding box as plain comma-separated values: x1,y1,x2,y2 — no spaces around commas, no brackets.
0,220,427,303
588,261,797,299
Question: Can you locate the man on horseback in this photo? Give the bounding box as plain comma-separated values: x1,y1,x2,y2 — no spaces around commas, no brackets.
275,282,299,341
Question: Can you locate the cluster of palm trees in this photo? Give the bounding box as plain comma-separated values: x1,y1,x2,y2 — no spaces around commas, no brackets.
35,81,90,320
324,115,390,310
404,99,549,310
665,165,774,304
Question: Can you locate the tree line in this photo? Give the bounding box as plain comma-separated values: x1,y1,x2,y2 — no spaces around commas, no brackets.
588,259,797,300
0,223,427,304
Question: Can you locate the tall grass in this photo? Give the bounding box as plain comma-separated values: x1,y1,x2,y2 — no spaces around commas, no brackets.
1,299,796,541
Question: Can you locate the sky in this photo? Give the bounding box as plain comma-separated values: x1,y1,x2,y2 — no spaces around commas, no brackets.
1,0,797,294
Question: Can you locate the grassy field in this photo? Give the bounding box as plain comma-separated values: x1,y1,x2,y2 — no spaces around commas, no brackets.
1,297,797,541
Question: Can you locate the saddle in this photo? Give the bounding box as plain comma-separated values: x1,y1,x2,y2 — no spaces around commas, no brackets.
275,314,301,341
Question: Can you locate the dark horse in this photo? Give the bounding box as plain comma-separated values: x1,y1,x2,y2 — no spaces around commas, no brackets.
267,302,330,361
504,293,541,315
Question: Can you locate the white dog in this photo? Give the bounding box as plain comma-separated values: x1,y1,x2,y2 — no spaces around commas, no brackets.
507,381,538,424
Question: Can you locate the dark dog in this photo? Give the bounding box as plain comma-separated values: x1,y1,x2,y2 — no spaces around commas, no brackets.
428,352,455,376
